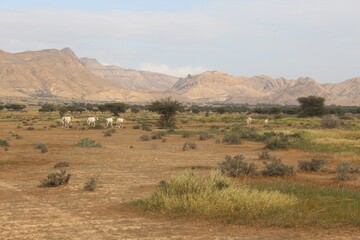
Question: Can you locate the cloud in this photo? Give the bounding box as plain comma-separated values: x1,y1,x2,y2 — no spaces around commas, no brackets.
139,63,208,77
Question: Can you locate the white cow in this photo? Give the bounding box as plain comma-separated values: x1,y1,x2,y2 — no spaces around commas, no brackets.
87,117,98,127
264,119,269,125
61,116,73,129
105,118,113,128
246,117,253,127
116,118,125,128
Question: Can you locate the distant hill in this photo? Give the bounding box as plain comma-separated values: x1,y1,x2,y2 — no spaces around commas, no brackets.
1,47,360,105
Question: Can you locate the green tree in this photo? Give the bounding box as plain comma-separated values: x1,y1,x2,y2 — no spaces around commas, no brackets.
5,103,26,111
148,98,183,129
104,103,127,116
297,96,325,117
39,104,57,113
0,105,4,111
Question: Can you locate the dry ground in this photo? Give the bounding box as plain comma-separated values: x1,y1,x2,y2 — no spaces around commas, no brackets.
1,120,360,239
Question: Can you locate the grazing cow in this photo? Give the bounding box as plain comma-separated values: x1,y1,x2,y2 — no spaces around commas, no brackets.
61,116,73,129
105,118,113,128
87,117,98,127
116,118,125,128
264,119,269,125
246,117,253,127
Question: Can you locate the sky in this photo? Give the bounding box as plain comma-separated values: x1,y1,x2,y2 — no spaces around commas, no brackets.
1,0,360,83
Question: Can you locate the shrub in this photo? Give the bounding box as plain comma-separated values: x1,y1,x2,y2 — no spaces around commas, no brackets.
40,170,71,187
15,134,23,139
141,122,152,131
26,127,34,131
298,158,327,172
54,161,70,168
265,133,290,150
182,141,197,151
35,143,48,153
140,135,150,141
199,132,211,141
336,162,359,181
103,129,116,137
0,139,9,147
223,132,242,144
77,138,101,148
223,125,258,144
263,159,294,176
133,124,140,129
321,115,341,129
151,132,166,140
258,150,272,160
84,178,97,191
219,155,257,177
182,132,191,138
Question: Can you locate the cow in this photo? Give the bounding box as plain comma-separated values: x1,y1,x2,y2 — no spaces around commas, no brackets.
61,116,73,129
105,118,113,128
116,118,125,128
87,117,98,127
246,117,253,127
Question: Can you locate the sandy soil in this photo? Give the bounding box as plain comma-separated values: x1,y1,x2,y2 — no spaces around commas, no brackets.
1,121,360,239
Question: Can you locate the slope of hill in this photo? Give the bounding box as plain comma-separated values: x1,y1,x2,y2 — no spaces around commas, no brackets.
80,58,178,91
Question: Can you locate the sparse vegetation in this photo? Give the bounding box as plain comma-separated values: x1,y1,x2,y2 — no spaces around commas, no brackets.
321,115,341,129
258,150,272,160
336,162,359,181
35,143,48,153
54,161,70,168
140,135,150,141
0,139,9,147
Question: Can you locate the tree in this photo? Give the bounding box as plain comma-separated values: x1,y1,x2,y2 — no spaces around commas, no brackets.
148,98,183,129
39,104,57,113
4,103,26,111
104,103,127,116
0,105,4,111
297,96,325,117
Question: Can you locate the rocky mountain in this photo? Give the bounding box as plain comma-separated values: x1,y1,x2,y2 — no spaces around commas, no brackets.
80,58,178,91
1,47,360,105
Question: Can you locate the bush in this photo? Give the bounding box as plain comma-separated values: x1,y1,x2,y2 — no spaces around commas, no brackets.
141,122,152,131
298,158,327,172
258,150,272,160
40,170,71,187
182,132,191,138
219,155,257,177
103,129,116,137
151,132,166,140
54,161,70,168
182,141,197,151
84,178,97,191
0,139,9,147
263,159,294,176
199,132,212,140
35,143,48,153
321,115,341,129
133,124,140,129
77,138,101,148
223,132,242,144
336,162,359,181
140,135,150,141
26,127,34,131
265,133,290,150
223,125,258,144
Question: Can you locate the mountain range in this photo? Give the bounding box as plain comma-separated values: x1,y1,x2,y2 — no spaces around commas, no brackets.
1,47,359,105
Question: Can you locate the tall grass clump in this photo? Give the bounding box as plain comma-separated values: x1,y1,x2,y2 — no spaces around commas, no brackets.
298,158,327,172
77,138,101,148
136,170,297,224
219,155,257,177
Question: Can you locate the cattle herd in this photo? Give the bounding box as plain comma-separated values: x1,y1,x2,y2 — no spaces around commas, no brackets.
61,116,125,129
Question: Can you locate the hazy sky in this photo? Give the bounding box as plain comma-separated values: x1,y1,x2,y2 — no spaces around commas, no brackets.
1,0,360,83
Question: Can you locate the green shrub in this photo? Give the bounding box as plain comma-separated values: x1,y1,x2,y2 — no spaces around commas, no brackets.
35,143,48,153
263,159,294,176
223,132,242,144
265,133,290,150
182,142,197,151
298,158,327,172
84,178,97,191
26,127,34,131
40,170,71,187
141,122,152,131
223,125,258,144
54,161,70,168
336,162,359,181
133,124,140,129
182,132,191,138
0,139,9,147
219,155,257,177
151,132,166,140
140,135,150,141
199,132,211,140
77,138,101,148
